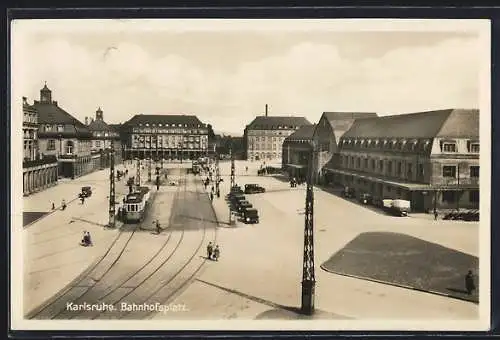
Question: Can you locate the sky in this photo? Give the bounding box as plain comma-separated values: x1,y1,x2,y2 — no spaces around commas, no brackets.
13,20,486,136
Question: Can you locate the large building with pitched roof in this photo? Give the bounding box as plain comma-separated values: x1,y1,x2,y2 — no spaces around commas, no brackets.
322,109,480,212
282,124,316,180
244,107,311,162
121,114,209,161
22,96,59,196
312,111,378,183
86,107,122,168
33,84,94,179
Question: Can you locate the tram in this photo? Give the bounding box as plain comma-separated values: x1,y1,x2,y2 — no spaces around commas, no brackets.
122,186,151,223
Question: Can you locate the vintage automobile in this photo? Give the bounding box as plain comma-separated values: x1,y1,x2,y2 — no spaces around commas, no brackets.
80,186,92,198
236,200,253,214
358,193,373,205
342,186,356,198
243,208,259,224
244,184,266,194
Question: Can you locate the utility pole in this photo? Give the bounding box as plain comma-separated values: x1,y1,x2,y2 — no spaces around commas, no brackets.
301,142,316,315
216,150,220,197
108,140,116,228
148,137,152,182
135,157,141,191
230,147,235,189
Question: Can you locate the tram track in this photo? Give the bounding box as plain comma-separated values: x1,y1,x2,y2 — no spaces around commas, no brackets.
27,178,158,319
28,168,217,320
64,170,188,320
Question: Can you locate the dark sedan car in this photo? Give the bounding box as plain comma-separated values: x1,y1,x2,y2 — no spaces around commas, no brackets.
244,184,266,194
243,208,259,224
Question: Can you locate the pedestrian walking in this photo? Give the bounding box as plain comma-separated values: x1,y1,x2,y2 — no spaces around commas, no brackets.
213,245,220,261
434,210,439,220
245,166,248,173
155,219,161,234
210,192,214,201
51,202,55,210
465,270,476,295
207,242,213,259
81,195,85,204
61,199,67,210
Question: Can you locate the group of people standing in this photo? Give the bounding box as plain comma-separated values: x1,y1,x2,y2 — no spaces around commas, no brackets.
206,242,220,261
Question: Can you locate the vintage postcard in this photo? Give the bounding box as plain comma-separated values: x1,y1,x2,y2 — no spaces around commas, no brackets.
10,19,491,331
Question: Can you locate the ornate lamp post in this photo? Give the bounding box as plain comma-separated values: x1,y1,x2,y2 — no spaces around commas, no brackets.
301,141,316,315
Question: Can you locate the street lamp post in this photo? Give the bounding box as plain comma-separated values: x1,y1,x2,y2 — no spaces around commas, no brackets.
301,141,316,315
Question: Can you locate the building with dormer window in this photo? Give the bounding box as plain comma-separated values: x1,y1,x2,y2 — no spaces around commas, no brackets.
121,114,209,161
244,114,311,162
33,83,93,179
86,107,122,169
322,109,479,212
22,96,59,196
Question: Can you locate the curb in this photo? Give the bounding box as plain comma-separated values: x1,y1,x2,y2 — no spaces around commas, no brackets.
320,265,479,305
23,196,80,229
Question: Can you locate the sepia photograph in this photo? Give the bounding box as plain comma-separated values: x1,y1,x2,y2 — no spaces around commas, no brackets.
10,19,491,331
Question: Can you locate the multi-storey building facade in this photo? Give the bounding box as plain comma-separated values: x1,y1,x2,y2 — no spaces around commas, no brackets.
121,114,209,161
86,107,122,169
22,96,59,196
33,84,94,179
323,109,479,212
282,124,316,180
244,116,311,162
23,97,39,161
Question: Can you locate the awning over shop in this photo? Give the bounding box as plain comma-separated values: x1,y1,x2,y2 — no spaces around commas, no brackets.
323,167,434,191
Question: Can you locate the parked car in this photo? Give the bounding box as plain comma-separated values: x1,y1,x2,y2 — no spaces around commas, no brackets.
342,186,356,198
384,199,411,217
359,193,373,205
244,184,266,194
243,208,259,224
237,200,253,214
230,194,246,208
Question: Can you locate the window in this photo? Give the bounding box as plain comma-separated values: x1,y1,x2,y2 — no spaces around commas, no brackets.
396,162,402,176
418,164,424,178
443,143,457,152
443,166,456,178
57,125,64,132
442,191,456,203
364,158,368,169
379,160,384,172
65,141,74,154
469,190,479,203
371,159,376,170
387,161,393,174
356,158,361,168
96,141,101,147
47,139,56,150
470,143,479,153
407,163,412,178
470,166,479,178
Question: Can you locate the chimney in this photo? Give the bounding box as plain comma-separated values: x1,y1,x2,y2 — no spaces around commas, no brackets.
53,100,58,106
85,117,88,125
265,104,268,117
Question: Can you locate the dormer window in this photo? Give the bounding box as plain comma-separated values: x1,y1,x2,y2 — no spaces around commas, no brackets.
442,141,457,152
468,141,479,153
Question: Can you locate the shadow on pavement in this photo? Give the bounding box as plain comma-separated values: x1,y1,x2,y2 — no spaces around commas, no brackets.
321,232,479,303
23,212,49,227
196,279,350,320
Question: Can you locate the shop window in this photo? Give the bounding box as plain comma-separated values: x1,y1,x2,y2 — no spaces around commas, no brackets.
443,166,456,178
442,191,456,203
470,166,479,178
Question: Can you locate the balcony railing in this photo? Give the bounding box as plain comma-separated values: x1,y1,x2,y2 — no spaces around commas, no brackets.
435,177,479,186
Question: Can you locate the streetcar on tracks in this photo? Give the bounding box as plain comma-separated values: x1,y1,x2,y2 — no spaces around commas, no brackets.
122,186,151,223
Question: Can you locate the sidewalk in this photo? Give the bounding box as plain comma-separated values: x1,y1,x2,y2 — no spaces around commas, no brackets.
22,165,141,315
